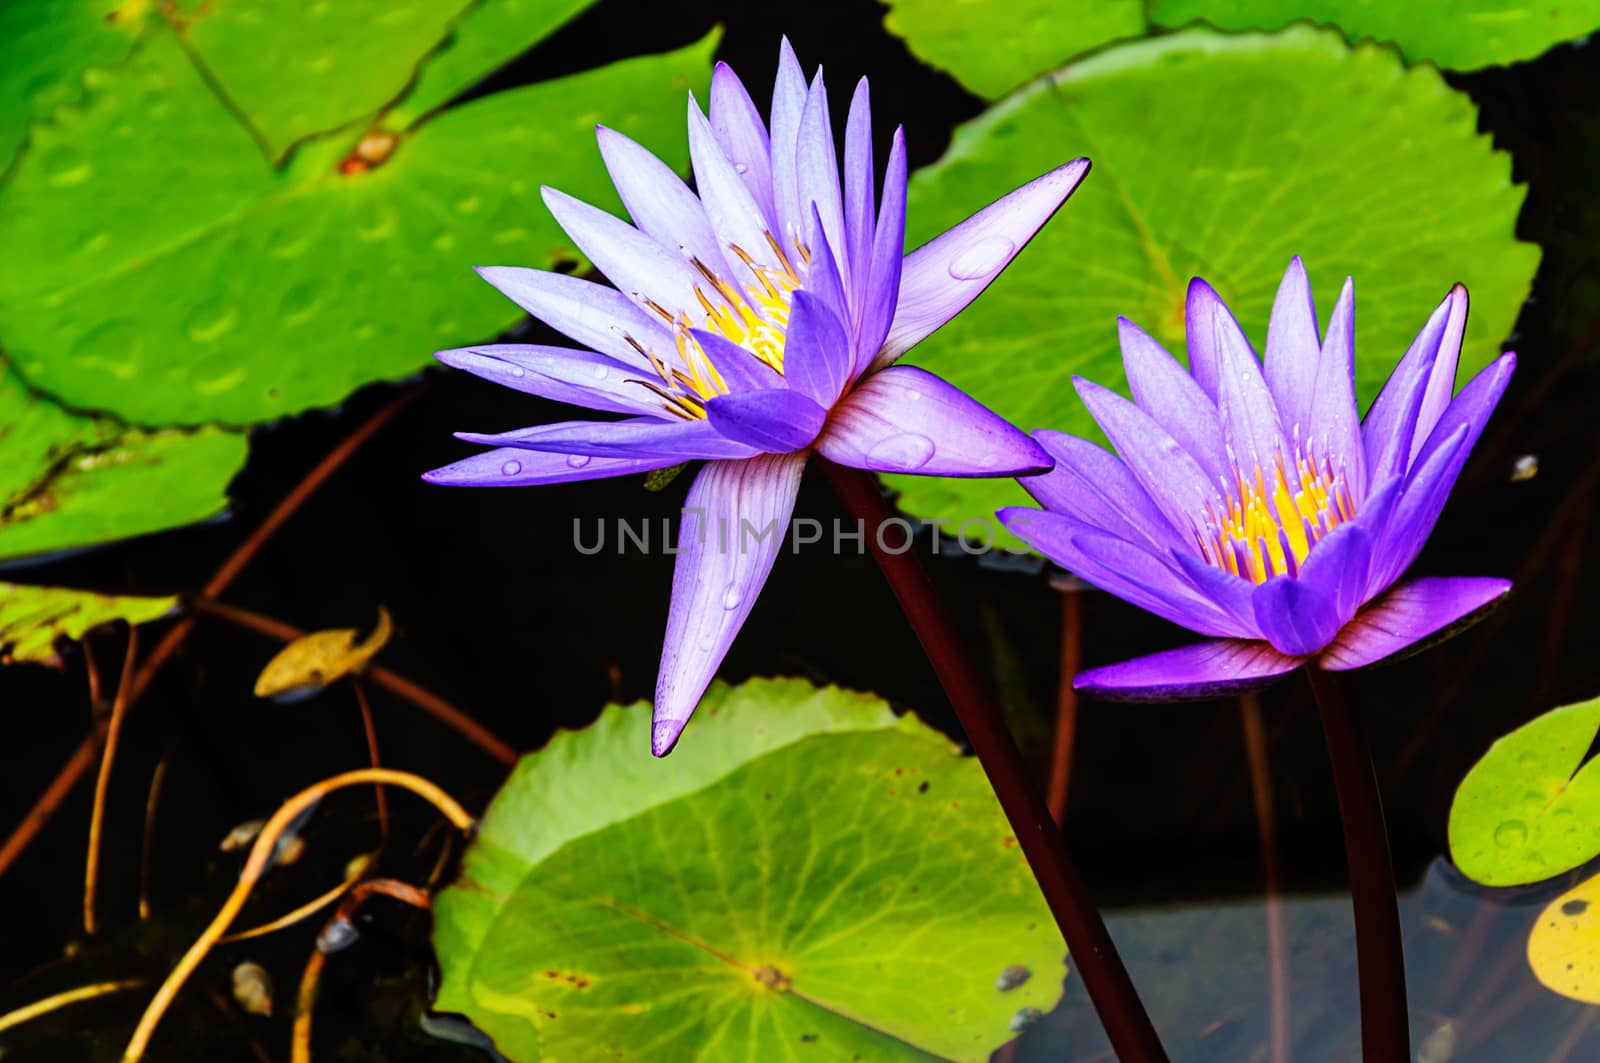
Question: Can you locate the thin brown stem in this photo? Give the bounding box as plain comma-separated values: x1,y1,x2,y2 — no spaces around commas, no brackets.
1542,1006,1599,1063
1240,693,1291,1063
822,461,1167,1063
186,594,518,766
291,945,327,1063
127,384,425,708
138,754,169,920
1305,666,1409,1062
351,679,389,836
1047,587,1081,826
0,731,100,880
84,628,139,935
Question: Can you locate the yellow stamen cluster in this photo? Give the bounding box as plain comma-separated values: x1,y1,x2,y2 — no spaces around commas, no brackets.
629,234,807,419
1196,448,1353,584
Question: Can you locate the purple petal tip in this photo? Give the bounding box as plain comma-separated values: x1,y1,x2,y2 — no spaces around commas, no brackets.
651,717,686,757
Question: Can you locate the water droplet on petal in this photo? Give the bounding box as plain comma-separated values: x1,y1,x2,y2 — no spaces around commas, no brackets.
592,363,609,380
866,433,935,471
508,365,526,377
500,459,523,476
734,162,750,174
1494,820,1528,848
566,454,592,469
721,583,744,610
947,235,1017,281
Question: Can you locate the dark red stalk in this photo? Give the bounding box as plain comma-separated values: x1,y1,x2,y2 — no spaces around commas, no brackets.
1305,665,1410,1062
821,461,1168,1063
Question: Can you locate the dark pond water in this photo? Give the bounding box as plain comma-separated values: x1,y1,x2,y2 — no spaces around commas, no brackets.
3,1,1599,1060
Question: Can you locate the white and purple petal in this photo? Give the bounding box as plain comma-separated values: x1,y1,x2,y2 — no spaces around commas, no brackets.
1074,639,1303,702
817,365,1051,476
422,446,681,487
458,417,759,461
434,344,659,417
1319,576,1511,671
653,453,807,754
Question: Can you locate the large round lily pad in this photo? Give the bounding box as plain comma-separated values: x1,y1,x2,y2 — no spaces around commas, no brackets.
433,679,1064,1063
889,26,1538,544
0,24,715,426
1150,0,1600,72
1449,697,1600,888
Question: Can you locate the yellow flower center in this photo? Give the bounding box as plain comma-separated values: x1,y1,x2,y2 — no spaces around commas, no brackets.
1196,448,1353,584
628,234,807,419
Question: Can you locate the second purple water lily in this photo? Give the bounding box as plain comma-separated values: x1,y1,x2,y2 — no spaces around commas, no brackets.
1001,258,1515,700
426,42,1087,753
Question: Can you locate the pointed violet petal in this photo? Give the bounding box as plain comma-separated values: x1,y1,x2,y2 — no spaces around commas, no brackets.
800,206,851,333
540,188,702,317
422,446,680,487
1415,285,1471,465
1262,257,1321,435
769,38,808,261
797,69,848,293
458,417,759,460
1172,552,1261,636
1074,377,1221,544
843,77,874,301
435,345,658,416
1252,575,1342,657
783,289,852,406
706,388,826,453
1319,576,1511,671
1294,520,1375,628
654,453,808,754
1118,316,1228,482
687,97,773,288
689,329,784,392
596,125,725,278
856,128,906,378
1025,430,1187,554
1307,277,1366,500
473,267,670,370
1208,283,1286,478
708,61,776,229
998,509,1248,637
1362,285,1460,481
1369,352,1516,590
817,365,1051,476
1073,639,1302,702
878,158,1089,365
1183,277,1245,401
1365,425,1470,594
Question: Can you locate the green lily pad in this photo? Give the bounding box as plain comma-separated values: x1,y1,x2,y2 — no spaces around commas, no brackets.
176,0,474,159
890,27,1539,545
0,582,175,666
0,359,245,562
433,679,1064,1063
0,0,146,172
0,25,715,426
383,0,603,129
1448,697,1600,888
882,0,1144,100
1150,0,1600,72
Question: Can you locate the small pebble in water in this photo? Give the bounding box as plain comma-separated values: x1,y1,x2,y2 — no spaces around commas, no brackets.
220,819,266,852
1008,1007,1044,1033
1511,454,1539,482
1416,1019,1457,1063
318,917,360,955
995,964,1031,992
232,961,274,1017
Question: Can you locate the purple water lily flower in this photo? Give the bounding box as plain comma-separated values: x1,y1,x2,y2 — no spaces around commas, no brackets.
425,41,1087,753
1000,258,1515,700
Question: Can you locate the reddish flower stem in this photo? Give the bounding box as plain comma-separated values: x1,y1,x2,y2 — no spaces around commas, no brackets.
821,461,1167,1063
1305,665,1409,1062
